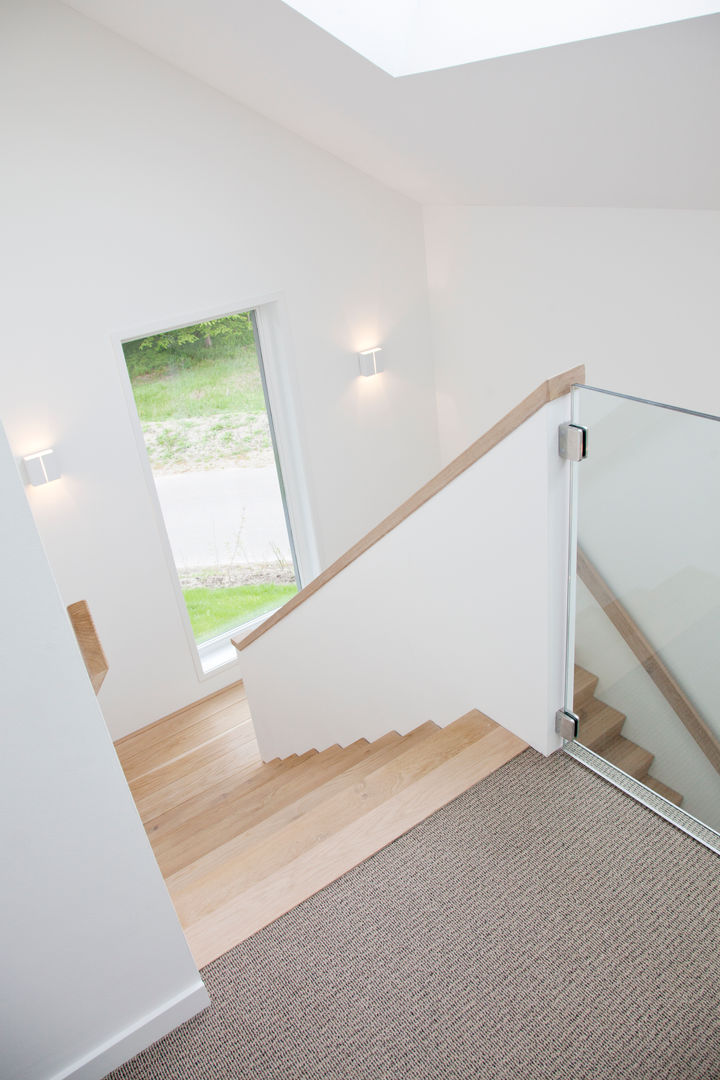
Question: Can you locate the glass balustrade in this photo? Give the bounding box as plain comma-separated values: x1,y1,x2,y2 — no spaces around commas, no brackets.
565,385,720,846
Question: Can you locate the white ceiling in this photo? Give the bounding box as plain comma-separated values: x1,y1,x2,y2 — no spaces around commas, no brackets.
64,0,720,208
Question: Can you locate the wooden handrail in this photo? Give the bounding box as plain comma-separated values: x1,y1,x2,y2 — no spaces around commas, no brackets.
233,364,584,653
577,548,720,775
67,600,109,695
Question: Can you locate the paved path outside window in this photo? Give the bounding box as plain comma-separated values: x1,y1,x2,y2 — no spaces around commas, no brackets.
154,466,293,568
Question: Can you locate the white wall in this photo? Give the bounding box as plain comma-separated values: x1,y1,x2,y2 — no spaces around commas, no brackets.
0,421,207,1080
239,395,571,761
0,0,440,738
424,206,720,462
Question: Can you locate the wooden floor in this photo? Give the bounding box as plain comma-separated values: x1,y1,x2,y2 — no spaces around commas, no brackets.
115,683,527,968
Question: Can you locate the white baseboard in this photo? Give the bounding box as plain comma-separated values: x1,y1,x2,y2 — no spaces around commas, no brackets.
50,980,210,1080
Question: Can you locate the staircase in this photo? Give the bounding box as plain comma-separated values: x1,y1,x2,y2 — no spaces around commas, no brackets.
574,665,683,806
115,683,526,967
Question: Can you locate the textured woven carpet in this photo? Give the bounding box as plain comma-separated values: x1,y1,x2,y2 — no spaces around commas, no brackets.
108,750,720,1080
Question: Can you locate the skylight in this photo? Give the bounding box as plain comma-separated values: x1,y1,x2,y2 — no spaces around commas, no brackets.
281,0,719,76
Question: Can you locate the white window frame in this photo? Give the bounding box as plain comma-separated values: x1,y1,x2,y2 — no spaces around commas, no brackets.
112,293,320,679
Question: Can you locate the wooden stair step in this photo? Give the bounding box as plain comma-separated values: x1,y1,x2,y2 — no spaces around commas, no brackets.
573,665,599,710
219,735,393,820
190,727,408,831
115,681,248,780
118,698,251,784
184,720,528,967
169,712,492,925
160,723,437,884
167,719,444,917
131,723,295,821
129,718,256,797
602,735,654,780
571,665,684,808
153,733,405,877
642,774,684,807
577,698,626,752
144,742,322,837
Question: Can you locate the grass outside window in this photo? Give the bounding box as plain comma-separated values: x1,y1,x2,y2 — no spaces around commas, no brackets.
184,583,298,643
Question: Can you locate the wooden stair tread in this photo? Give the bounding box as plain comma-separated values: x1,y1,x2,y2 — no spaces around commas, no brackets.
642,774,684,807
155,728,428,880
130,722,276,821
117,684,528,969
152,732,408,877
573,665,599,709
119,698,252,783
184,723,527,967
115,681,248,778
575,663,685,811
601,734,654,780
218,733,399,821
144,747,315,835
577,698,626,752
169,712,495,924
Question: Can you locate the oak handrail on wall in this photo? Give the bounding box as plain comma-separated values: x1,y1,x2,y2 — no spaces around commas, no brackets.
67,599,109,695
577,548,720,776
233,365,585,653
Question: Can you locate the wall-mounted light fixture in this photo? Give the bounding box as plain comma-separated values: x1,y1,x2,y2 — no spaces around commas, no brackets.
358,346,384,377
23,448,61,486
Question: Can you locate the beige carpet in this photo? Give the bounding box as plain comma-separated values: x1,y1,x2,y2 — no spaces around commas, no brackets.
107,750,720,1080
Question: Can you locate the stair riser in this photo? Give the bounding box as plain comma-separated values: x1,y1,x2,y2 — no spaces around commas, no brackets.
573,684,599,710
573,666,600,710
603,739,654,781
580,718,625,755
575,668,684,809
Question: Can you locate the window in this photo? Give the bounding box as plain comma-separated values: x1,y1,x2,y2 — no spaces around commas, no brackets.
122,309,300,670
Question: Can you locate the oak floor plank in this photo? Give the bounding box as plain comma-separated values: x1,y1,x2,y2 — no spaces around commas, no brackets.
183,723,527,967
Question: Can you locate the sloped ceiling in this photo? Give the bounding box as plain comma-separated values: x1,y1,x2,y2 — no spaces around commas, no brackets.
64,0,720,208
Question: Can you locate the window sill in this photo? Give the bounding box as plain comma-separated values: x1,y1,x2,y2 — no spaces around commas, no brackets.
196,608,281,676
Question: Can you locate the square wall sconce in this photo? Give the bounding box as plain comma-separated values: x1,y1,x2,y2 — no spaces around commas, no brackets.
358,347,383,377
23,448,61,486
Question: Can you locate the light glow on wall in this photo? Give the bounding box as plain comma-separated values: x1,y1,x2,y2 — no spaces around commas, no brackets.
280,0,719,76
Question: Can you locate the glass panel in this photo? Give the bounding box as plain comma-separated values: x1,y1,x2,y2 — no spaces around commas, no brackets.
122,311,299,650
566,386,720,838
